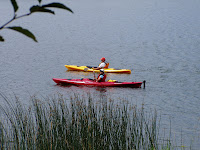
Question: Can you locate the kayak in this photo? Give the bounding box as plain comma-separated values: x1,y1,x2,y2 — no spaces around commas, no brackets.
53,78,143,88
65,65,131,74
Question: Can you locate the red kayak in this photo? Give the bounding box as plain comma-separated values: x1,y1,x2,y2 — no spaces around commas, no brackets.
53,78,144,88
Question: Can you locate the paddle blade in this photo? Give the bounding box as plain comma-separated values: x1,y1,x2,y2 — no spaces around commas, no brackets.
84,68,88,71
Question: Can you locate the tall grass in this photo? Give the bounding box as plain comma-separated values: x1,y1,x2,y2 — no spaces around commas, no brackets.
0,93,172,150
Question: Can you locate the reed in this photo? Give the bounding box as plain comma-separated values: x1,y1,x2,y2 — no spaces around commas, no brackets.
0,93,172,150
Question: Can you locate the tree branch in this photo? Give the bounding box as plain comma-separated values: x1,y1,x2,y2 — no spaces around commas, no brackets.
0,13,31,30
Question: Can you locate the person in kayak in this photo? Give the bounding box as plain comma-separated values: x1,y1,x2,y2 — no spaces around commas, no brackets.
94,69,107,82
92,57,109,70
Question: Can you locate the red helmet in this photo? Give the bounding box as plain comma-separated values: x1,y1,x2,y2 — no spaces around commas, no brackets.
101,57,105,61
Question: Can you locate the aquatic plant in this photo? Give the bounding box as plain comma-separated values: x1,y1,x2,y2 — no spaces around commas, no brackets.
0,93,172,149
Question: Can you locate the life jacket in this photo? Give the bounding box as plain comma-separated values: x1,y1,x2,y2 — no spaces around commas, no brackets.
97,74,107,82
99,61,109,68
104,61,109,68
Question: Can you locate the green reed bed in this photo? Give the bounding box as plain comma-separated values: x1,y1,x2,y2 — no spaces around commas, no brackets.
0,94,172,150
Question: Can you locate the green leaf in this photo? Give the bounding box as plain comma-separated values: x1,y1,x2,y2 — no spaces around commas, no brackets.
30,5,55,15
7,26,37,42
10,0,19,12
38,0,42,4
0,35,5,42
42,3,73,13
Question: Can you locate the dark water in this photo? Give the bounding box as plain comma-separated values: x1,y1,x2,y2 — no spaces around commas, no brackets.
1,0,200,148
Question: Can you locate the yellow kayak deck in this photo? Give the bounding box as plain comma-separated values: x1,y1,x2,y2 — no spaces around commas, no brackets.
65,65,131,74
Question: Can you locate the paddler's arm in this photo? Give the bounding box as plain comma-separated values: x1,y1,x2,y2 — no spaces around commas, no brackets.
92,67,101,70
93,71,101,82
94,76,101,82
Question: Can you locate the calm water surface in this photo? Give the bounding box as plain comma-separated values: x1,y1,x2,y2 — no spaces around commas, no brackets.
0,0,200,148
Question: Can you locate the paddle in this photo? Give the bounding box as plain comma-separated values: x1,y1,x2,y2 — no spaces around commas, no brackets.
84,68,89,71
93,71,97,81
84,66,93,71
80,71,96,81
84,66,98,71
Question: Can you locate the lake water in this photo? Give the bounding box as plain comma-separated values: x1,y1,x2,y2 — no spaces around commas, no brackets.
0,0,200,148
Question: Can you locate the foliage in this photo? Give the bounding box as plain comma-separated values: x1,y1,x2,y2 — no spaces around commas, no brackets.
0,94,173,150
0,0,73,42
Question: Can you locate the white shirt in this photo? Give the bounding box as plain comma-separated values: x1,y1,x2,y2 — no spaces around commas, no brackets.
98,62,106,68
